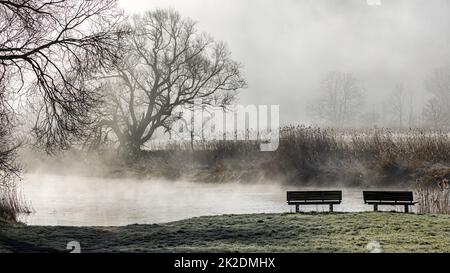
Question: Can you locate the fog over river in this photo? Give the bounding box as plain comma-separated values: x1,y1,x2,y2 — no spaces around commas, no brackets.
18,174,413,226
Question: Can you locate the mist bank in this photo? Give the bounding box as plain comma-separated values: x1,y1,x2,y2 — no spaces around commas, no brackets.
19,127,450,191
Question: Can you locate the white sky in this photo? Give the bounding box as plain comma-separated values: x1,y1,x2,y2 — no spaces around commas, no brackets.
118,0,450,124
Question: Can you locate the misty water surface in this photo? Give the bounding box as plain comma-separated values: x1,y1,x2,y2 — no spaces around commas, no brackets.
19,174,412,226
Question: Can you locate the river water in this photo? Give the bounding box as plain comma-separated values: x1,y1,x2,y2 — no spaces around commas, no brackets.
18,174,413,226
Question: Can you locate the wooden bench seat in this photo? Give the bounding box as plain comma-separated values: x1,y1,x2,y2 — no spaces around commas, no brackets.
287,191,342,212
363,191,417,213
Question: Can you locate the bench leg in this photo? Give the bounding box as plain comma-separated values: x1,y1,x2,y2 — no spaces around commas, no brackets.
374,204,378,212
404,205,409,213
329,204,333,212
295,204,299,213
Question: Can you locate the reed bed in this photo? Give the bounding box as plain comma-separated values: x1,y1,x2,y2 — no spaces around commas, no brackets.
416,173,450,214
0,178,30,223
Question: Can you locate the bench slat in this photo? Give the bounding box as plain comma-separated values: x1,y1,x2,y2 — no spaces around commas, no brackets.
287,201,342,205
363,191,414,202
365,201,417,205
287,191,342,202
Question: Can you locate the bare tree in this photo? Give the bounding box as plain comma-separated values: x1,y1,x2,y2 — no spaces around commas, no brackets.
0,107,20,182
389,84,405,128
0,76,22,221
0,0,126,150
93,9,246,153
0,0,125,221
422,68,450,129
423,98,447,129
311,71,364,127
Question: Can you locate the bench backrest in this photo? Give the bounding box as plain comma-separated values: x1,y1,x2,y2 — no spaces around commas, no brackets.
363,191,413,202
287,191,342,201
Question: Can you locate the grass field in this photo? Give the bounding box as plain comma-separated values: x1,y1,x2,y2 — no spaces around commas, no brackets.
1,212,450,253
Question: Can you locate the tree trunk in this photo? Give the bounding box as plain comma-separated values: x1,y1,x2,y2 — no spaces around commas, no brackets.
119,137,143,159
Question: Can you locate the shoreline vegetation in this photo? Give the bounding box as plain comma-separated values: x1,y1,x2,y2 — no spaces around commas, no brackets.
1,212,450,253
21,126,450,214
23,127,450,184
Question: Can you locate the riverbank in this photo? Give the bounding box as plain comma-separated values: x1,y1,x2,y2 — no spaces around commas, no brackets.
1,212,449,253
20,127,450,190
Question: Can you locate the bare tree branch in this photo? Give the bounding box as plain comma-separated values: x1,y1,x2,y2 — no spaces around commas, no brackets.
0,0,128,151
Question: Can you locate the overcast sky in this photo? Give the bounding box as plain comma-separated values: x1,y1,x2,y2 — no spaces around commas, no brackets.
118,0,450,124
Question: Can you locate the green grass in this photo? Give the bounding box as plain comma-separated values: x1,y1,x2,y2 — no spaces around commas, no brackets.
1,212,450,253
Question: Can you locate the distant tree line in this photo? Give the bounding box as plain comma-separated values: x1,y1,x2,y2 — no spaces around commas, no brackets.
310,68,450,129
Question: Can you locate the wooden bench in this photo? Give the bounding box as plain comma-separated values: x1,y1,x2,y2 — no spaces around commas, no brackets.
287,191,342,212
363,191,417,213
